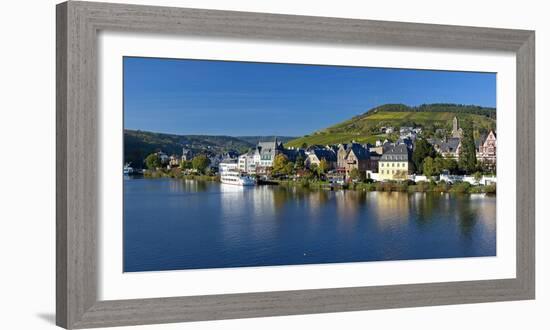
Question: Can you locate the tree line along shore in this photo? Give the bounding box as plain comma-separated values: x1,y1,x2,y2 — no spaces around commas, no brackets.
141,166,496,195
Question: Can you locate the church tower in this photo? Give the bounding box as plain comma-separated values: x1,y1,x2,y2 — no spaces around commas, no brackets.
452,116,463,138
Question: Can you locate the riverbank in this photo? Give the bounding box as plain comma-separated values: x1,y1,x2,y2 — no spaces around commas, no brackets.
276,179,496,194
140,169,496,194
143,169,219,181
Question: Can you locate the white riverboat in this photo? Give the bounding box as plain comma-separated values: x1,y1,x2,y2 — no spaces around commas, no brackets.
219,159,256,186
123,163,134,175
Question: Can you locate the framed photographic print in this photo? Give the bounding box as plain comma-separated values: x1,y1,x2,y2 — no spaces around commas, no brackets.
56,1,535,328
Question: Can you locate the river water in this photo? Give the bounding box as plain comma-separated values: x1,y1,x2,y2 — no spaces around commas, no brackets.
123,178,496,272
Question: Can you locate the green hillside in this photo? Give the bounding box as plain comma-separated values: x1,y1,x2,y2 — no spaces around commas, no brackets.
286,103,496,148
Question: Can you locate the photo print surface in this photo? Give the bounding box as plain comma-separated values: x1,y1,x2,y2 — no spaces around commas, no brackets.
123,57,497,272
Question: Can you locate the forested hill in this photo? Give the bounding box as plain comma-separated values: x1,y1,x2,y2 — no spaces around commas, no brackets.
286,103,496,148
124,130,295,168
367,103,496,119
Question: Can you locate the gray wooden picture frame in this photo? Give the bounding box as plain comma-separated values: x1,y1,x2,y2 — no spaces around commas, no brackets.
56,1,535,328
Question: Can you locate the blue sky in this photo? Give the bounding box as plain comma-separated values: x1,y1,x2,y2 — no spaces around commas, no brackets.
124,57,496,137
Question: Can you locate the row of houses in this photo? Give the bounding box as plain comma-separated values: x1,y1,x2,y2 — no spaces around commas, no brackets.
237,139,307,175
234,117,496,181
164,148,239,170
234,138,411,180
428,130,497,165
158,117,496,181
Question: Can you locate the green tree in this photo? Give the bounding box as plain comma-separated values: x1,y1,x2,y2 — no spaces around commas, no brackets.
349,168,366,182
318,158,329,175
295,153,305,169
388,133,399,142
421,125,435,139
301,142,308,149
191,154,210,174
434,128,446,139
473,171,483,185
433,157,446,175
422,156,435,177
144,153,161,170
412,139,436,173
179,160,193,170
272,154,289,176
431,156,459,175
458,119,477,174
349,168,360,181
477,159,496,175
309,164,319,178
284,162,295,176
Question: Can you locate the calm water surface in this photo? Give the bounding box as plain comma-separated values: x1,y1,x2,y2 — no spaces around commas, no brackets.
124,178,496,272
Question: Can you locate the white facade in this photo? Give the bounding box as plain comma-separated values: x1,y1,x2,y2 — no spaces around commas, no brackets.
238,153,257,174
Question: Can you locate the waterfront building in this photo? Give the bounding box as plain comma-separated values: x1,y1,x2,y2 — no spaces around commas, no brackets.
168,154,180,167
238,150,256,174
208,153,227,171
370,140,394,156
378,144,413,181
477,130,497,165
343,143,376,174
156,151,169,165
253,139,284,167
336,143,350,169
223,150,240,159
305,149,337,169
429,137,461,159
282,148,306,163
181,147,193,161
252,138,285,175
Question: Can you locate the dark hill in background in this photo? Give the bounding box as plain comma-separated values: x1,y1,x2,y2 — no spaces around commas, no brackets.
235,136,296,145
124,130,295,168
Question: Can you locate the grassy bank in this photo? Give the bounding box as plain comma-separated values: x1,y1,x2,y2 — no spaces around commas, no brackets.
142,170,495,194
143,168,219,181
276,179,496,194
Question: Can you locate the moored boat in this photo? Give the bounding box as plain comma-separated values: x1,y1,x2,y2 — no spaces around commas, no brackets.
219,159,255,186
123,163,134,175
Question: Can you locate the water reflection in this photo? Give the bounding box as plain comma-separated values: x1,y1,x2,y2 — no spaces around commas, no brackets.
365,192,411,231
167,179,209,193
124,178,497,272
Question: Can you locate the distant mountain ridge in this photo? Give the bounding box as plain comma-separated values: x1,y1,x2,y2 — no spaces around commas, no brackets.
124,129,295,167
286,103,496,147
365,103,496,119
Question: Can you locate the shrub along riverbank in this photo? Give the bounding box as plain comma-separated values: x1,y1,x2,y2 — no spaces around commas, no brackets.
143,168,219,181
276,178,496,194
141,169,495,194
